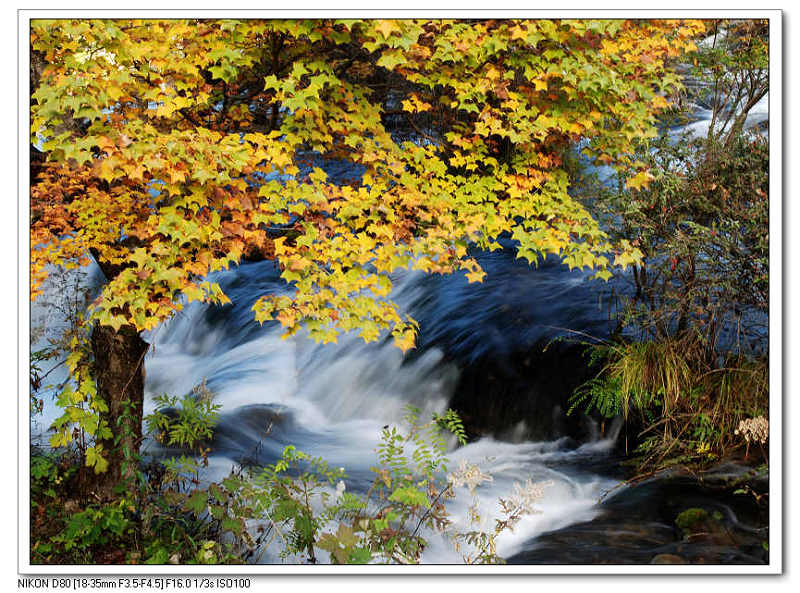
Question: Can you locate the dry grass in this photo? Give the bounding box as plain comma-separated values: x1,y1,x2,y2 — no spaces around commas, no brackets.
576,336,769,470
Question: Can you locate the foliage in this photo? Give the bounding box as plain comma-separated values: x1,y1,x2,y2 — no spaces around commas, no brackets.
29,348,52,415
31,453,249,565
568,19,769,472
30,448,76,501
433,408,468,446
578,19,768,351
146,382,221,450
29,266,94,417
51,502,131,554
571,340,692,422
692,19,769,145
239,444,347,563
569,336,768,470
589,128,769,352
232,406,549,564
29,18,708,484
231,405,463,564
451,471,552,564
32,404,549,565
31,267,105,464
30,18,705,345
31,383,248,565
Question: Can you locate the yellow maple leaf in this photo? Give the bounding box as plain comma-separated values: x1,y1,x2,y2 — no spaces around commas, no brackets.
374,20,400,40
626,170,654,191
96,136,116,155
393,329,417,353
276,308,297,328
97,158,118,184
465,268,486,283
510,24,528,41
651,94,670,109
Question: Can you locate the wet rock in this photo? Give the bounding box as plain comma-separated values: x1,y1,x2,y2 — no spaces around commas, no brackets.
675,507,736,546
675,507,710,531
448,341,602,443
508,467,768,565
650,553,687,564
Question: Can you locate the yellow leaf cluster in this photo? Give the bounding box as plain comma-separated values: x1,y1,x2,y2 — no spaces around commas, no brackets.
30,18,705,349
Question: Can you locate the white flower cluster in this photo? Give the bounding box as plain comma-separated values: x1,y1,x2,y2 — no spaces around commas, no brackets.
448,460,493,493
504,478,552,515
735,416,769,445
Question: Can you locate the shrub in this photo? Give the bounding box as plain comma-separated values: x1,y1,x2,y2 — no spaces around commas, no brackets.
570,336,768,470
32,401,549,565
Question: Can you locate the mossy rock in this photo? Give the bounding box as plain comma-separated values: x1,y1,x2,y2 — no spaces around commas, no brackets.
675,507,709,531
674,507,735,545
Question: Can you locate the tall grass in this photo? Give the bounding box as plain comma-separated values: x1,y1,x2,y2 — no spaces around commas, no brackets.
571,336,768,471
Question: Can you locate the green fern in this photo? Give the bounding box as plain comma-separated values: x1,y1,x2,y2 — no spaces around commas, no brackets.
433,409,468,446
568,376,624,419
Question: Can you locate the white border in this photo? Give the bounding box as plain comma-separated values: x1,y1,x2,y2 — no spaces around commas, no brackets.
17,9,783,577
767,6,783,578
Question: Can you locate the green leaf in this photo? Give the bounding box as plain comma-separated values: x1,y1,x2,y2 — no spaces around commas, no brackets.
388,485,430,508
183,490,208,515
347,547,372,564
376,50,405,71
208,482,225,504
221,516,245,536
84,446,109,474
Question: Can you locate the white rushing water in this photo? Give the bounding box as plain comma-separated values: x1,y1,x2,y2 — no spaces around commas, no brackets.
134,261,621,563
29,254,623,564
30,262,105,441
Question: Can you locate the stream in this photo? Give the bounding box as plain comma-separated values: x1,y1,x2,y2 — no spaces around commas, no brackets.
29,85,770,565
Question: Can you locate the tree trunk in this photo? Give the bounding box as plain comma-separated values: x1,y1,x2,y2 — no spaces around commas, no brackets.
90,323,149,499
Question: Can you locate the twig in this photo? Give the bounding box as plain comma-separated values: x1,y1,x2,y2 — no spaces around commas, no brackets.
410,483,452,540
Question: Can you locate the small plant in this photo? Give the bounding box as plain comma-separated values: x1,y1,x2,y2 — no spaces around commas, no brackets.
569,375,625,419
675,507,709,536
570,336,768,471
227,407,548,564
692,413,717,448
146,381,221,450
734,416,769,460
448,463,551,564
30,450,73,499
52,502,132,554
244,444,347,563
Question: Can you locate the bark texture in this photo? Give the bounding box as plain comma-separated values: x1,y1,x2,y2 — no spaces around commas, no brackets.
90,323,149,498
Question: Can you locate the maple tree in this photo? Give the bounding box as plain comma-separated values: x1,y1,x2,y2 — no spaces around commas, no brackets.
30,18,705,492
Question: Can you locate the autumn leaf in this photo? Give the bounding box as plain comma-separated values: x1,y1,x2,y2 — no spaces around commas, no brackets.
465,269,487,284
30,17,704,352
626,170,655,191
374,20,400,40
